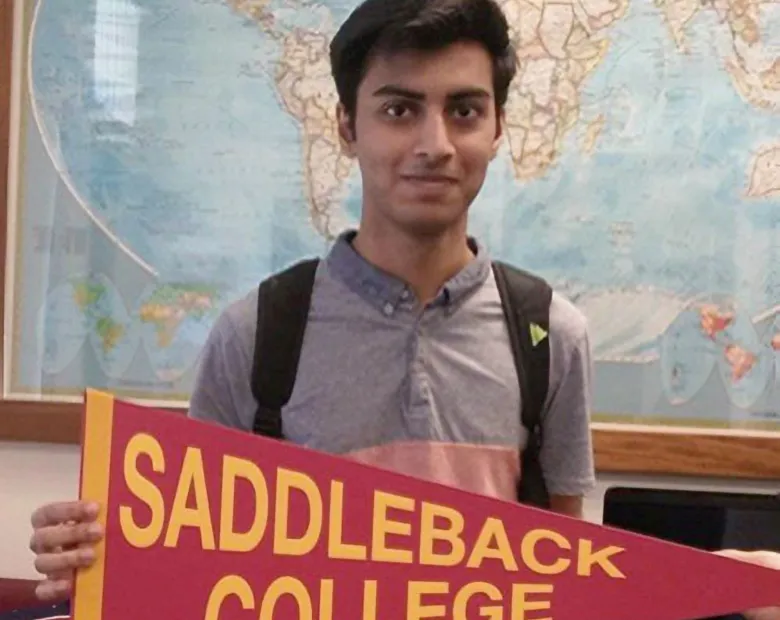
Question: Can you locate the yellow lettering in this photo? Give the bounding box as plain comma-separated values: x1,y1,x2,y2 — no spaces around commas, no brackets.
319,579,334,620
577,540,626,578
520,529,572,575
219,456,269,552
328,481,367,560
204,575,255,620
511,583,553,620
164,447,215,549
363,581,378,620
273,468,323,556
259,576,313,620
419,502,465,566
453,582,502,620
466,517,518,571
407,581,448,619
119,433,165,549
371,491,414,563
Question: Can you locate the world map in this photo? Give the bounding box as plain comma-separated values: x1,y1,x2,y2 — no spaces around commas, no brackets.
7,0,780,429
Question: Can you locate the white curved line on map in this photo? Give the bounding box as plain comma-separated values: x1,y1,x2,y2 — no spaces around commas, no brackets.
583,292,780,363
26,0,158,278
576,287,688,363
753,304,780,325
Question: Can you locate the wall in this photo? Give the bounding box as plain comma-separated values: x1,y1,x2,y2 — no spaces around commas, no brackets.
2,440,779,579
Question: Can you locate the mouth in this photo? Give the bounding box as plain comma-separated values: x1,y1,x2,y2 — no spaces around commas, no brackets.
401,174,458,185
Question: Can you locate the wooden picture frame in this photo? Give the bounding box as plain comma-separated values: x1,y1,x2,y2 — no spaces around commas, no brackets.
2,0,779,481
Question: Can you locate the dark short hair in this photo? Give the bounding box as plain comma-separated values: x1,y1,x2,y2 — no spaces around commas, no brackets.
329,0,517,118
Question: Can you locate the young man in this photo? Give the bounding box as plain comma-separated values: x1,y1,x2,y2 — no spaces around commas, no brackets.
29,0,594,603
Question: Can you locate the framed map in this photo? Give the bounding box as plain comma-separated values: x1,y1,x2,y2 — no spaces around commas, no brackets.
3,0,780,476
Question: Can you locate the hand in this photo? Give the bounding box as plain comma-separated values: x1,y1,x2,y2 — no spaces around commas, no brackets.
715,549,780,620
29,500,104,601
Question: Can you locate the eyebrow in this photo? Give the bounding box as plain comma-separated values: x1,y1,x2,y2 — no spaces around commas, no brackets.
371,85,492,101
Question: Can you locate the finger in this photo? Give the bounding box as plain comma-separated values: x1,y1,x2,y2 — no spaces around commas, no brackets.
716,549,780,570
30,521,103,554
31,501,99,529
35,578,73,602
46,568,76,584
34,546,96,576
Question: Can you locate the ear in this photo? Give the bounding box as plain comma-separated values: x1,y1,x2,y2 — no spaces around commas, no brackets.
336,103,357,158
492,108,505,160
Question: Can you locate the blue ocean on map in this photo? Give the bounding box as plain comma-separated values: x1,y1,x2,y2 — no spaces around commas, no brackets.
11,0,780,427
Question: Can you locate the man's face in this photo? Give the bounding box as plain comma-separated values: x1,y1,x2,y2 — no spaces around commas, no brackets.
338,41,503,237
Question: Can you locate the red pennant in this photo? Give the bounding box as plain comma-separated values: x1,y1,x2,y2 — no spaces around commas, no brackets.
73,390,780,620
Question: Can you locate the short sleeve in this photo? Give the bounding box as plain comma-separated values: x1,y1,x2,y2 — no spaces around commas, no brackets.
538,292,597,497
187,291,259,432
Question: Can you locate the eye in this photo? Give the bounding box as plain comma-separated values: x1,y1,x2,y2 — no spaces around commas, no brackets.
450,103,483,120
381,101,415,119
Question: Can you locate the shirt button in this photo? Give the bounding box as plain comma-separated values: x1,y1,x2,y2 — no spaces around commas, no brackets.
383,302,394,316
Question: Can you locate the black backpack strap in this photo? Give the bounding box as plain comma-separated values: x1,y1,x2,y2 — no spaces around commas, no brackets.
492,260,553,508
251,258,320,439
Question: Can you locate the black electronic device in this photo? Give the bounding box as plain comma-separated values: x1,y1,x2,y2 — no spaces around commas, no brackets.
603,486,780,620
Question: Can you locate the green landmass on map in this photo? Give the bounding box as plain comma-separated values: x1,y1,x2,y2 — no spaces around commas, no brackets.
70,277,126,354
95,315,125,353
139,283,219,348
72,279,106,313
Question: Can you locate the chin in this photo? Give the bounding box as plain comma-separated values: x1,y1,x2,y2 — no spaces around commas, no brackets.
394,211,466,238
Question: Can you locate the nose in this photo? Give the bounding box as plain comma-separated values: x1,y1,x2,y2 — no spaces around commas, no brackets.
413,112,455,162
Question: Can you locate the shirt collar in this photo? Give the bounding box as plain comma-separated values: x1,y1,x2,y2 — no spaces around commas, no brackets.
325,229,491,314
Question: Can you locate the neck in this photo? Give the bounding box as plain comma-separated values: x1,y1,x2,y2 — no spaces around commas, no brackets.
351,223,475,305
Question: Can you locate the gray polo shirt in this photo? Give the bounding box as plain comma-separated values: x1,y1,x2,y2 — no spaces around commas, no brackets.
189,231,596,500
